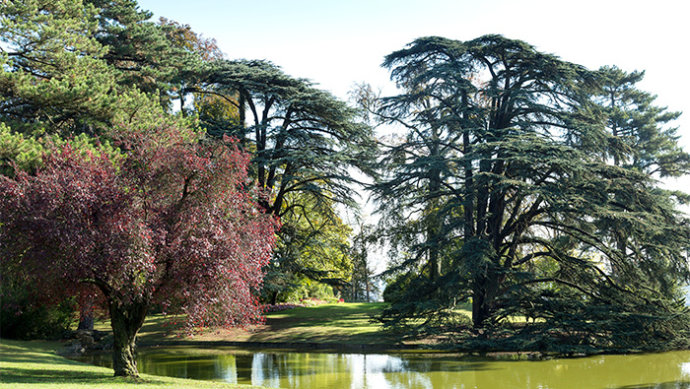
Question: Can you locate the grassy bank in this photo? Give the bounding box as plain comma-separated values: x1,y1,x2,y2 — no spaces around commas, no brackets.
91,303,394,346
240,302,392,344
0,339,264,389
94,302,472,347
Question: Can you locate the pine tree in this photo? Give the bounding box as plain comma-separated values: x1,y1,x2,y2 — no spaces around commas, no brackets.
593,65,690,280
198,59,376,292
373,36,690,349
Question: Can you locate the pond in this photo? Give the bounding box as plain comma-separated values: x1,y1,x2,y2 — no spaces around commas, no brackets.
78,347,690,388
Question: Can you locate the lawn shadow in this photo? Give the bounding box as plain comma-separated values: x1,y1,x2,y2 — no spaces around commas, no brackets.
0,353,67,364
0,367,113,384
0,366,172,386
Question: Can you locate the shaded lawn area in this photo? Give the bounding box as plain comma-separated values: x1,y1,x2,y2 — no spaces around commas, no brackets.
93,302,474,346
0,339,264,389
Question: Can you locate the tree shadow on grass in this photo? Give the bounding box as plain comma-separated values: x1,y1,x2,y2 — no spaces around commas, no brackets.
0,367,167,386
0,353,66,364
246,324,392,345
1,367,112,384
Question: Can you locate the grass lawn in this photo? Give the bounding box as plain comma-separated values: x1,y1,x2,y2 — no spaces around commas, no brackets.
0,339,265,389
92,303,394,345
242,302,391,344
92,302,474,346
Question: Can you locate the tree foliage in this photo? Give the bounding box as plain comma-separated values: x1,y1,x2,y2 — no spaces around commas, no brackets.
195,59,375,290
0,0,175,136
5,0,687,360
0,0,287,378
595,65,688,176
85,0,203,106
370,35,690,350
263,193,353,303
344,224,379,302
200,59,376,216
0,125,277,376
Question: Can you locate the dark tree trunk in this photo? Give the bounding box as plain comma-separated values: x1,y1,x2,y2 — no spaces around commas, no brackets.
471,270,499,328
239,92,246,127
179,92,186,118
365,267,371,302
428,135,442,280
109,299,148,377
472,281,488,328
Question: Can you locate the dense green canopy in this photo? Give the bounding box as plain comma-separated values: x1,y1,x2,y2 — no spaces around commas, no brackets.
195,59,376,292
370,35,690,351
0,0,183,136
200,59,376,216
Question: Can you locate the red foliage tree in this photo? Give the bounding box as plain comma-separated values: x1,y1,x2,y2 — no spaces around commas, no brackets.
0,127,277,377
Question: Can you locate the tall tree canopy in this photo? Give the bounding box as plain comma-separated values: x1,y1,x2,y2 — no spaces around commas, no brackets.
196,59,376,290
200,59,375,217
371,35,690,350
592,65,690,281
84,0,205,107
595,65,688,176
0,0,179,135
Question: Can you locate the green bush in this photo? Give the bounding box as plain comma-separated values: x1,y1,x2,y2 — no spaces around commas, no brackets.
382,271,418,304
280,276,338,303
0,278,76,340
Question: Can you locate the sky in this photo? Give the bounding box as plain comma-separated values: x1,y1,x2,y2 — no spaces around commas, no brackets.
138,0,690,251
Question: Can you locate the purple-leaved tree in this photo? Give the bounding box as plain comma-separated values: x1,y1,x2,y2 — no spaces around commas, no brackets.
0,126,277,377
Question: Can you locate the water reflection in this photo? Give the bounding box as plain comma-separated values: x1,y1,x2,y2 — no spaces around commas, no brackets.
78,348,690,388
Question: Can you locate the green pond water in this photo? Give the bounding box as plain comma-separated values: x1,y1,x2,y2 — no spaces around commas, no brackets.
79,347,690,388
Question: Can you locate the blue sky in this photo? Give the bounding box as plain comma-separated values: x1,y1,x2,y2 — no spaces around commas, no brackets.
140,0,690,197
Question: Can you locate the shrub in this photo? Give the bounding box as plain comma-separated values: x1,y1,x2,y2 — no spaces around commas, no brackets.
0,278,76,339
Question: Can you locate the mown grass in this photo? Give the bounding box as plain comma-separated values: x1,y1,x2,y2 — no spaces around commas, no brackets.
92,302,474,346
0,339,265,388
248,302,390,344
91,303,394,345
